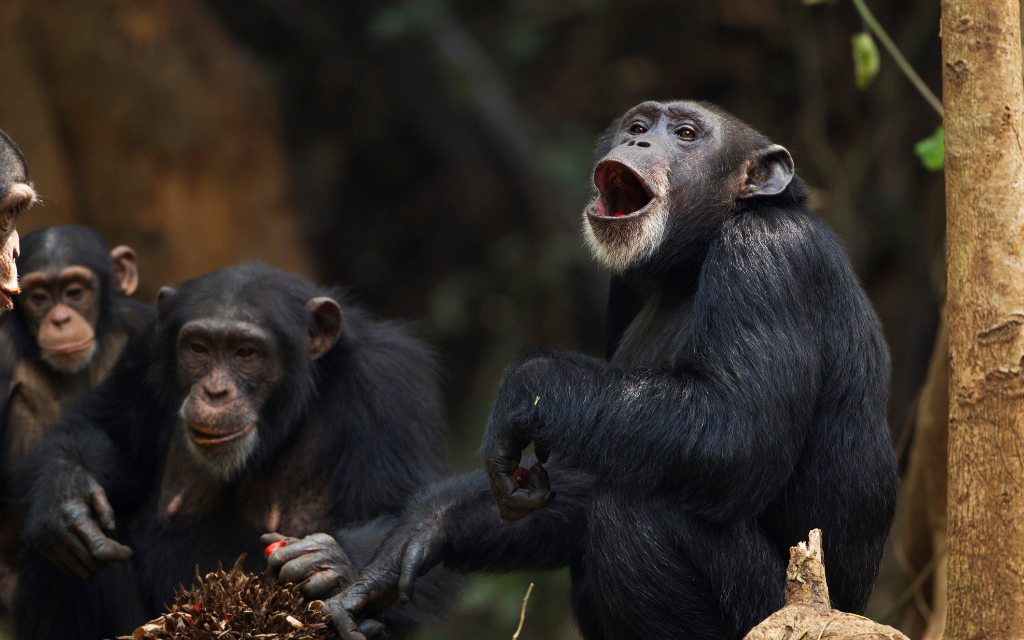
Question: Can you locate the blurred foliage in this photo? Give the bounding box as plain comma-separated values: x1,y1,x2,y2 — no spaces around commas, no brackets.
852,31,881,89
915,126,945,172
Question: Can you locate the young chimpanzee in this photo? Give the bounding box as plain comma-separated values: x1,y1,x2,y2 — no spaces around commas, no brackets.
0,225,150,609
293,101,898,640
0,130,37,311
16,263,459,640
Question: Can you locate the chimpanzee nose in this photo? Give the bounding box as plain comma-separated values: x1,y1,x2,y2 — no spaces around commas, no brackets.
202,383,232,404
51,307,72,327
625,140,652,148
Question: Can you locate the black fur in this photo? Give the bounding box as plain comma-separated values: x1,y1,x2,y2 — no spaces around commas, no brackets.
16,263,457,640
359,102,898,640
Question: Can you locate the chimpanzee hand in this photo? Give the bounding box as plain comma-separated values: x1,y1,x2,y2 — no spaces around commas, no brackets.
263,532,356,599
24,463,132,578
480,357,555,521
323,517,446,640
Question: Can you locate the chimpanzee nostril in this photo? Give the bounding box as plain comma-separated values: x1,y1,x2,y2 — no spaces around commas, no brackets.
637,141,650,148
626,141,635,146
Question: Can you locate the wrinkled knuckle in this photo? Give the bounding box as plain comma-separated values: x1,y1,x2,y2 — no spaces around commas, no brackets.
310,532,335,545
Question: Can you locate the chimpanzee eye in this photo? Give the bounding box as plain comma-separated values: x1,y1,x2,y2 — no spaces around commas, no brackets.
189,342,209,356
64,286,85,301
676,125,698,141
628,122,648,135
235,346,257,359
29,291,50,306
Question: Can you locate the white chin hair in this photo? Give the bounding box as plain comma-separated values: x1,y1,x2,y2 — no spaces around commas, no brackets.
581,207,667,274
183,427,259,481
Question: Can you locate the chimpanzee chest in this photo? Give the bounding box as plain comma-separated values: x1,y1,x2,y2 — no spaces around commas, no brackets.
611,296,694,368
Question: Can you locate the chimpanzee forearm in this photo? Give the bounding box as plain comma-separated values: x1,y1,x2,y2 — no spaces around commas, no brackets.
22,336,166,513
418,465,592,573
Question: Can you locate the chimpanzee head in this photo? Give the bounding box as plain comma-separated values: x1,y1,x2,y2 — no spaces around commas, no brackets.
155,263,342,480
583,100,796,275
14,226,138,373
0,130,36,309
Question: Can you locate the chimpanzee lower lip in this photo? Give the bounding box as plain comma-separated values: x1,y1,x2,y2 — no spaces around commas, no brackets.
188,422,254,446
43,338,95,356
587,198,656,220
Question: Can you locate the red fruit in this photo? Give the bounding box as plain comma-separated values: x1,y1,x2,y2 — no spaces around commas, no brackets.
613,211,626,217
264,540,287,557
192,603,200,612
511,467,531,489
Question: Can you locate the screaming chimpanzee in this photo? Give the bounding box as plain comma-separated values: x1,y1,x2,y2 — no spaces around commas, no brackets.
0,130,36,311
0,225,151,609
301,101,898,640
16,263,458,640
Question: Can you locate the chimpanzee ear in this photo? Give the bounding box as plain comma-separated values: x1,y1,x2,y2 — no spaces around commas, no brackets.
110,245,139,296
156,286,177,319
307,297,343,360
739,144,794,199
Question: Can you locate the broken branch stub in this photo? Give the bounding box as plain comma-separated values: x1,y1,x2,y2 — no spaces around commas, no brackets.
744,529,909,640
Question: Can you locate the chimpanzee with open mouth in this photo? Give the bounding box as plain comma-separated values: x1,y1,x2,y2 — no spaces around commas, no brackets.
271,101,898,640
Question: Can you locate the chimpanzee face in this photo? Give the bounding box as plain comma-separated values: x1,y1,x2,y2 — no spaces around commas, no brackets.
0,130,36,309
583,101,794,274
176,312,286,479
167,286,342,481
20,267,101,372
15,230,138,373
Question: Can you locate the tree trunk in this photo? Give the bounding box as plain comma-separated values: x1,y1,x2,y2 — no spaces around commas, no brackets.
942,0,1024,636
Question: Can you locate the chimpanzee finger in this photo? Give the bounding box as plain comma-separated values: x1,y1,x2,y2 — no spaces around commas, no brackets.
43,534,95,579
488,470,521,503
266,538,317,577
357,619,386,639
397,544,426,603
528,461,550,490
64,501,128,563
89,485,117,532
71,517,133,564
278,550,330,584
301,569,343,600
260,532,287,545
325,593,369,640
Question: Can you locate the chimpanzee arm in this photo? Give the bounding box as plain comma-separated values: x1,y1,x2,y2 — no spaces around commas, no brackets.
321,464,593,639
483,212,833,522
21,332,168,576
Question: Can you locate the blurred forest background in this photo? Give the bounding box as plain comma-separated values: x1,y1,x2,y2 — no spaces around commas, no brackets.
0,0,946,638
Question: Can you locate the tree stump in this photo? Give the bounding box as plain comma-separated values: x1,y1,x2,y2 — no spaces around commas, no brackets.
743,530,909,640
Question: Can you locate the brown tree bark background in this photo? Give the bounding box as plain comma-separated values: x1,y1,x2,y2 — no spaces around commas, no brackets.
942,0,1024,635
0,1,311,300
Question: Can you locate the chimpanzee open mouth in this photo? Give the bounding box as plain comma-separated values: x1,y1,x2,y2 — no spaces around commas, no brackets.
188,422,254,446
591,161,654,218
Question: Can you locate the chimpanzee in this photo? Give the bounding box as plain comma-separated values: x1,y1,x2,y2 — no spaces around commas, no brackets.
16,263,459,640
297,101,898,640
0,225,151,608
0,130,36,311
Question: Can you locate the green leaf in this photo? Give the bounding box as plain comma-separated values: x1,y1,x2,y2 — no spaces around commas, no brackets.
851,32,880,90
914,126,944,172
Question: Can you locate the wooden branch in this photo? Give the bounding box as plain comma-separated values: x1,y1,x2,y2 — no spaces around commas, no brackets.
744,530,909,640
